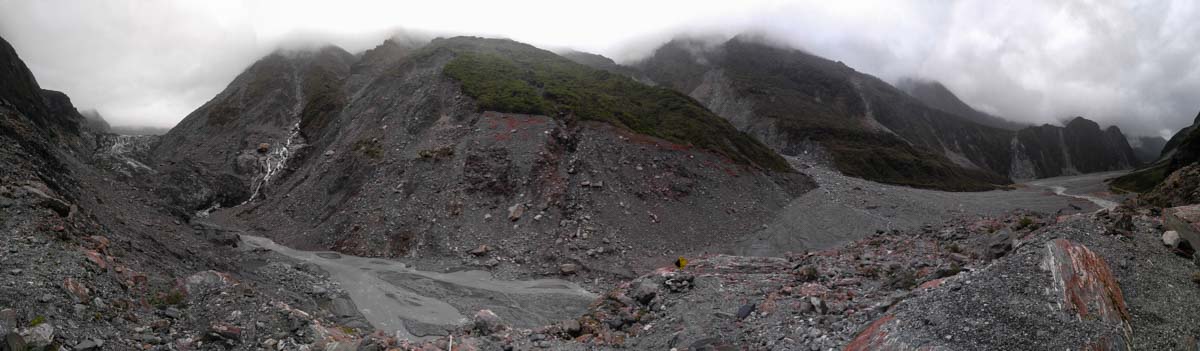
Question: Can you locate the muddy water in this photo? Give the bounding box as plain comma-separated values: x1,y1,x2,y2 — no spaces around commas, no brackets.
241,235,596,340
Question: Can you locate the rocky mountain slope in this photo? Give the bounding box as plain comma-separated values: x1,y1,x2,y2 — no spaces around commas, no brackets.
896,78,1028,131
626,37,1014,191
570,37,1141,189
152,36,815,275
1,34,395,350
5,30,1200,351
1009,117,1140,179
1113,111,1200,205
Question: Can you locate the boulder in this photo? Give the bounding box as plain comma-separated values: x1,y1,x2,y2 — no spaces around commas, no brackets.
182,270,237,295
62,278,90,302
1167,205,1200,249
74,338,103,350
204,323,242,343
473,310,506,335
21,323,54,349
978,229,1014,260
508,204,524,221
21,185,72,217
559,263,578,275
1164,231,1182,249
1042,239,1131,348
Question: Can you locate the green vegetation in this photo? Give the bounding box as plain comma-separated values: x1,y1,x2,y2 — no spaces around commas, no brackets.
1015,216,1035,230
418,145,455,161
353,138,384,160
1111,163,1170,193
436,37,791,172
29,315,45,327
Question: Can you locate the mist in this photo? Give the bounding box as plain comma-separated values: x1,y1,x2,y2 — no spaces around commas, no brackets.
0,0,1196,138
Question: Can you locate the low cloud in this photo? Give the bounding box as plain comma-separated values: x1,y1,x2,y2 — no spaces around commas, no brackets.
1,0,1195,137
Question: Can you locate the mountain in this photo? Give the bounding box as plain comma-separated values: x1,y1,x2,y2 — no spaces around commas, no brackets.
78,108,111,133
1130,135,1168,164
593,37,1140,189
1112,111,1200,205
895,78,1028,130
625,37,1016,191
1009,117,1139,179
153,36,814,263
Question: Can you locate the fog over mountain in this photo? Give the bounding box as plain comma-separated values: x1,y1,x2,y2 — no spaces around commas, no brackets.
0,0,1197,137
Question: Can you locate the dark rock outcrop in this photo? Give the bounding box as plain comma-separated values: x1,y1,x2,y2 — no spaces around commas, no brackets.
1010,117,1139,179
630,37,1014,191
1112,110,1200,199
594,37,1141,189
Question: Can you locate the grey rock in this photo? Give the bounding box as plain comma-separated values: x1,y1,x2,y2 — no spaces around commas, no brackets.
508,204,525,221
980,229,1015,259
736,303,756,320
560,320,581,336
630,281,659,305
22,323,54,348
473,310,506,335
4,333,25,351
74,338,103,350
162,307,182,319
0,309,15,333
559,263,578,275
1164,230,1182,248
809,297,828,314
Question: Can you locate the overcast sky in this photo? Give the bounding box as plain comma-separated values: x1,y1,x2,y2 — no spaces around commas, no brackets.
0,0,1196,138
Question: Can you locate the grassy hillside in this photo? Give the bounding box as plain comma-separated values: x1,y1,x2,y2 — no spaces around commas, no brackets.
435,37,792,172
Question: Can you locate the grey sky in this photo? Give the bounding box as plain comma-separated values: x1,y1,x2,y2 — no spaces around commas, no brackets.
0,0,1195,138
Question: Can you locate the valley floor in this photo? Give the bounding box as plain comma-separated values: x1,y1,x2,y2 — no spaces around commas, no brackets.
210,161,1140,349
736,160,1125,256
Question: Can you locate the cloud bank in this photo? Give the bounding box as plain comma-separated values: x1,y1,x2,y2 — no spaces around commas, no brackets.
0,0,1196,138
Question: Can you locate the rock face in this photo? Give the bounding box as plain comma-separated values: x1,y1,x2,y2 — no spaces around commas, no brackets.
848,237,1133,351
155,36,814,261
582,37,1140,190
625,37,1013,191
152,46,358,214
1011,117,1139,179
1113,110,1200,199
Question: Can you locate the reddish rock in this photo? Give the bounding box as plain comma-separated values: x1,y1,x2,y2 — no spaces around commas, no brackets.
62,277,90,302
846,315,918,351
87,235,110,251
1042,239,1132,349
83,250,107,270
917,277,946,291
